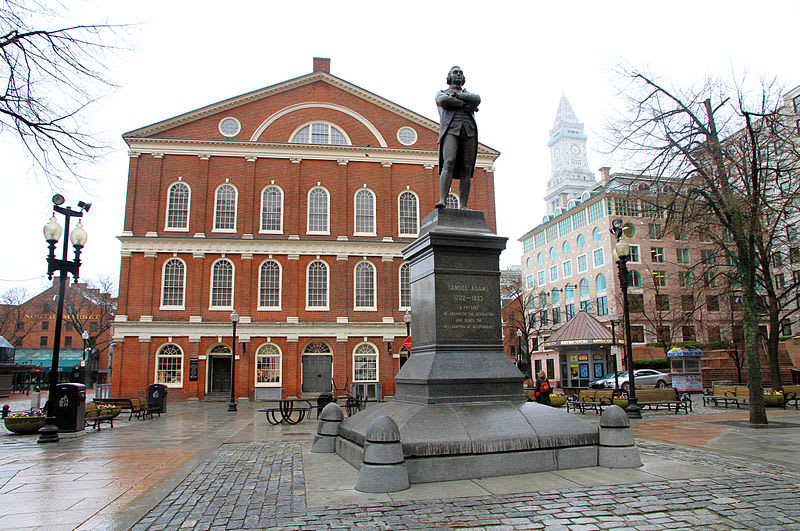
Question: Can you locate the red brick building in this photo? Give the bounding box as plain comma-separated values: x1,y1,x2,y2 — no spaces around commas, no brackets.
111,58,499,401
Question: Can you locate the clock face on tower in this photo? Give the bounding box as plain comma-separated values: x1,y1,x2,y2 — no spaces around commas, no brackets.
571,144,580,154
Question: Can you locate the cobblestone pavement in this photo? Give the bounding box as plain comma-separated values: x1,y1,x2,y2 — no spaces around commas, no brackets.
134,438,800,530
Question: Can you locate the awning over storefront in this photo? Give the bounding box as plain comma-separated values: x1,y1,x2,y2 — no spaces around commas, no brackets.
12,348,84,371
542,310,615,348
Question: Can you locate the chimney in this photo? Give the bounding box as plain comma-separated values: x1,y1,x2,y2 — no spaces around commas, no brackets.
599,166,611,186
313,57,331,73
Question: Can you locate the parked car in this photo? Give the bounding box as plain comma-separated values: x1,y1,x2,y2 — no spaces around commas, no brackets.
588,369,672,390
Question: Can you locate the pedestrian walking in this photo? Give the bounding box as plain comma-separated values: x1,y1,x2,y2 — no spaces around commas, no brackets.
534,370,551,405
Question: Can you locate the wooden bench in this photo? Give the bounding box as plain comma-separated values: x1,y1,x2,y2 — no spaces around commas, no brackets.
94,397,156,420
567,390,622,414
84,402,120,429
702,385,740,408
636,388,692,414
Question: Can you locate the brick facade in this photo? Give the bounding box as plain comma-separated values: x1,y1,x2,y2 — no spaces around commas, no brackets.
112,59,499,401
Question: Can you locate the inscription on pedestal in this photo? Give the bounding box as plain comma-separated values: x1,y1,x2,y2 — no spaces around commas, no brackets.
437,275,500,342
442,282,495,331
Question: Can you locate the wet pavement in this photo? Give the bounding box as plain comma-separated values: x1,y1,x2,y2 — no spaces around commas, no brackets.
1,392,799,530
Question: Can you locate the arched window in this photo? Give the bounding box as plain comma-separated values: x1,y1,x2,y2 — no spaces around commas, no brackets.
307,187,330,234
210,259,234,309
354,189,375,235
260,186,283,233
255,343,281,386
307,260,329,309
579,278,589,298
291,122,349,145
166,182,190,230
446,193,460,209
156,344,183,387
565,284,575,300
354,261,376,310
304,340,332,354
214,184,237,231
596,273,607,293
258,260,281,310
161,258,185,309
353,342,378,382
398,191,419,236
399,263,410,310
551,288,561,303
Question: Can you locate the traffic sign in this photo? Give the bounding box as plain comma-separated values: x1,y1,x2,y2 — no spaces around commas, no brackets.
403,336,412,350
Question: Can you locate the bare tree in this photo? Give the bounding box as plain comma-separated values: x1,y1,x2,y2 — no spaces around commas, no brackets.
1,1,124,184
61,276,116,358
606,71,799,424
0,287,44,345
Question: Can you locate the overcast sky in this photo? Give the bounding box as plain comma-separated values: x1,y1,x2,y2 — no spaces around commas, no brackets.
2,0,798,298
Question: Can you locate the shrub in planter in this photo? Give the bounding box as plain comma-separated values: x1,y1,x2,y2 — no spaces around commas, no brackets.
4,409,46,434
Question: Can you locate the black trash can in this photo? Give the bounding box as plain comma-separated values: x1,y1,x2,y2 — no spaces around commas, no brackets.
148,383,168,414
52,382,86,432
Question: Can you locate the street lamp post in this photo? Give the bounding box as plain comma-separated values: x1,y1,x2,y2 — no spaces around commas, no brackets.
516,328,524,372
404,310,411,340
38,195,90,444
81,330,90,386
228,310,239,412
610,219,641,419
610,318,620,393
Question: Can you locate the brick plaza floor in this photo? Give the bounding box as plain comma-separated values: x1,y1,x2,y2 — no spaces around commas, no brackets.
1,392,799,530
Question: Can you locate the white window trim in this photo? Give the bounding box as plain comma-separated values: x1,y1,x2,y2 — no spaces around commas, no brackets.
306,260,330,311
209,258,235,310
254,343,282,388
165,181,191,232
399,263,411,311
354,260,377,311
352,342,379,383
289,121,352,145
257,259,282,311
537,269,546,286
306,186,331,235
562,259,573,278
549,265,559,282
628,244,641,264
576,253,588,273
160,257,187,310
155,343,184,388
259,185,284,234
593,248,605,268
353,188,377,237
397,190,420,237
212,183,238,233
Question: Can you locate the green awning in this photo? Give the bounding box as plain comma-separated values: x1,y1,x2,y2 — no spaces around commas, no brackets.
13,349,84,370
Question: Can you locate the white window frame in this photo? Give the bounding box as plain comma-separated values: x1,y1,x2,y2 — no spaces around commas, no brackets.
398,191,420,237
155,343,183,388
255,343,282,387
289,121,351,145
352,342,379,382
257,259,282,311
446,193,460,209
209,258,235,310
354,261,377,311
593,248,605,268
354,188,376,236
577,254,588,273
399,263,411,311
160,257,186,310
562,259,573,278
260,185,284,234
212,183,238,233
628,244,641,264
549,265,559,282
306,260,330,311
307,186,330,235
537,270,546,286
165,181,191,231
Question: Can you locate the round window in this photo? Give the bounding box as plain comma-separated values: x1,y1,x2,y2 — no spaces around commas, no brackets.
537,253,544,265
577,234,585,249
593,227,602,242
549,247,556,260
397,126,417,146
562,241,570,255
219,117,241,137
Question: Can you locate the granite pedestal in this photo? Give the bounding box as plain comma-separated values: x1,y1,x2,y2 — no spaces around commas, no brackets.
334,208,633,485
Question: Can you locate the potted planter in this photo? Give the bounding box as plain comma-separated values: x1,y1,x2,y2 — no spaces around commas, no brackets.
763,393,784,407
549,395,568,407
4,412,47,435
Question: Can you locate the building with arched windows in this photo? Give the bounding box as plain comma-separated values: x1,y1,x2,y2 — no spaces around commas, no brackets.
111,58,500,401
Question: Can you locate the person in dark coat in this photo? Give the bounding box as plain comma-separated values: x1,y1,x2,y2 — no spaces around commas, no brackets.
534,370,551,405
435,66,481,209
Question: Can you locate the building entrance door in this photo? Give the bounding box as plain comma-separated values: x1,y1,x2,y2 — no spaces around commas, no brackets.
209,356,231,393
301,355,332,393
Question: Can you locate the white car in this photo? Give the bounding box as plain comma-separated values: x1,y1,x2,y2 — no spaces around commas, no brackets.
588,369,672,390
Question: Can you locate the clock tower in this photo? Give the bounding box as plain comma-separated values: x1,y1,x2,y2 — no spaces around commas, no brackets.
544,95,596,215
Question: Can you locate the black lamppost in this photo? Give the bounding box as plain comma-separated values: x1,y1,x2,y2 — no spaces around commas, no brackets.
404,310,411,340
610,219,641,419
38,195,90,443
516,328,524,371
609,317,620,393
81,330,90,386
228,310,239,412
